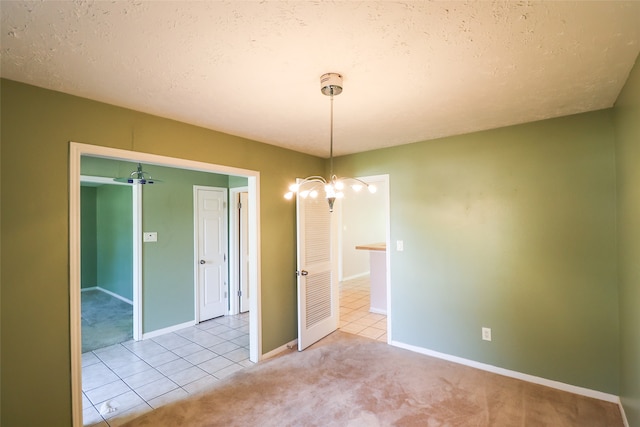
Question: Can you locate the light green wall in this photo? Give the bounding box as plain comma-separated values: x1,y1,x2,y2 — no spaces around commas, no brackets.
334,110,619,394
229,175,249,188
81,158,240,332
1,70,635,425
96,185,133,300
0,78,323,426
139,164,228,332
80,186,98,288
614,55,640,425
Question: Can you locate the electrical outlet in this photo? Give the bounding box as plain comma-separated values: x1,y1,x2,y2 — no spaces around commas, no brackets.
396,240,404,251
482,327,492,341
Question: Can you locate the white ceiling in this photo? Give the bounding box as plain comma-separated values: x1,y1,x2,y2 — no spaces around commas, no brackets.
1,1,639,157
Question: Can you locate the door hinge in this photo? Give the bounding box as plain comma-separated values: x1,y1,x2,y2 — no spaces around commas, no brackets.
238,290,242,297
238,201,242,210
224,253,227,262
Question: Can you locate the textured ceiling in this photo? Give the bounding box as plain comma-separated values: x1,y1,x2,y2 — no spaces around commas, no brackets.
1,1,639,157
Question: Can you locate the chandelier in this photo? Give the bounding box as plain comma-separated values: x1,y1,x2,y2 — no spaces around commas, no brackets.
284,73,376,212
114,163,162,184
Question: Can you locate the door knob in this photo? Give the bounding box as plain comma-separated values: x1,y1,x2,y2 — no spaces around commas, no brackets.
199,260,206,265
300,270,309,276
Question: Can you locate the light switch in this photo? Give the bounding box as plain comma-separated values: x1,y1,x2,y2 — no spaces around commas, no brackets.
143,232,157,242
396,240,404,251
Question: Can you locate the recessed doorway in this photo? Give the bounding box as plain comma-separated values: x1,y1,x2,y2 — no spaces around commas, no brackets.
69,142,262,427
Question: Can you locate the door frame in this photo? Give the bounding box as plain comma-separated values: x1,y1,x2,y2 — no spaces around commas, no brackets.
193,185,229,322
69,142,262,427
229,186,249,315
80,175,142,341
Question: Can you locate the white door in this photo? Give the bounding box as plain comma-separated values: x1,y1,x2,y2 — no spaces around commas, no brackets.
195,187,228,322
239,191,250,313
296,193,339,351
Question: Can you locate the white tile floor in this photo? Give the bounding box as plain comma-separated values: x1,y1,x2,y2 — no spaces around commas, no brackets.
82,313,251,427
339,276,388,342
81,276,385,426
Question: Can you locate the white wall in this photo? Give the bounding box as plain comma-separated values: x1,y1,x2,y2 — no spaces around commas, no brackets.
339,177,387,280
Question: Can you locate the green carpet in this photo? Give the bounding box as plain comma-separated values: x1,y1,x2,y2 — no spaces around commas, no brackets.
82,289,133,353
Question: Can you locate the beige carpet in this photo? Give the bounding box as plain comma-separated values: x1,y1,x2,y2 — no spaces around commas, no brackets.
123,331,623,427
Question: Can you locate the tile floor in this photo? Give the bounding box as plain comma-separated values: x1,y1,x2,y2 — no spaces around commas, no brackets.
82,313,251,427
339,276,388,342
82,276,385,426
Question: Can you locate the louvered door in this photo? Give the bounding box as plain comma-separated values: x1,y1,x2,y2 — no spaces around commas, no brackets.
296,191,338,351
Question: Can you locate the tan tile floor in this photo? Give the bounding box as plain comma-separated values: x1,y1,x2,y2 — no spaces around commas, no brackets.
339,276,387,342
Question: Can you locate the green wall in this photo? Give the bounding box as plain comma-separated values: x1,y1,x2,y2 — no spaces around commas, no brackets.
81,158,240,332
80,186,98,288
334,110,620,394
1,69,636,425
0,79,323,426
614,55,640,425
81,182,134,300
229,175,249,188
96,184,133,300
139,164,228,331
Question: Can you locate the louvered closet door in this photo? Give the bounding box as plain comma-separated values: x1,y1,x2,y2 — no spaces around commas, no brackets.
296,191,338,351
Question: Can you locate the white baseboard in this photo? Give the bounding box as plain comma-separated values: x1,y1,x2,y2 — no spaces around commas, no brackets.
82,286,133,305
619,401,630,427
262,339,298,360
391,340,621,405
369,307,387,315
341,272,370,282
142,320,195,340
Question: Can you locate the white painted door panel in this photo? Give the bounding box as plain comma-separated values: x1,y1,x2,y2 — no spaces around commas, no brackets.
297,193,338,351
197,187,228,321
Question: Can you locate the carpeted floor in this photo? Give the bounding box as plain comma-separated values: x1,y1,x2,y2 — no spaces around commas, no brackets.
122,331,623,427
82,289,133,353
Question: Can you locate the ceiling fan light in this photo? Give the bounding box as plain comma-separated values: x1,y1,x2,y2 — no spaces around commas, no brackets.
310,190,319,198
351,183,363,192
284,191,294,200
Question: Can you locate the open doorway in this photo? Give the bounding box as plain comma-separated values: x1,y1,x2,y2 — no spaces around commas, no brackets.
80,176,138,352
69,142,262,427
337,175,390,343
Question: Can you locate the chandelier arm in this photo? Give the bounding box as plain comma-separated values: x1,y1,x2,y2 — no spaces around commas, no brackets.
331,176,369,187
297,176,328,185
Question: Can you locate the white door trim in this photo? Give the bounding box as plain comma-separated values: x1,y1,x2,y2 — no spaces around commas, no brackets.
69,142,262,427
80,175,142,341
229,186,249,315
